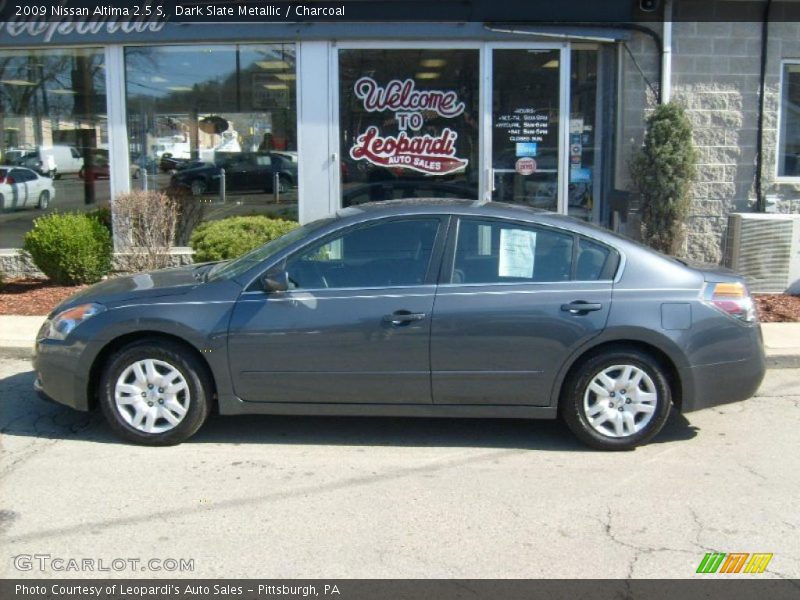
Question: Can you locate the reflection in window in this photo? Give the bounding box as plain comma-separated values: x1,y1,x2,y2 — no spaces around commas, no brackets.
779,63,800,177
339,49,479,207
287,219,440,289
124,44,298,243
0,48,109,248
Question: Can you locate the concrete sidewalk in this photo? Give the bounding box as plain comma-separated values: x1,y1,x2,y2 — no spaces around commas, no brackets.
0,314,798,367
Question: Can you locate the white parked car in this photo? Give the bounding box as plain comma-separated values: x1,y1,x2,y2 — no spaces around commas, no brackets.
0,166,56,210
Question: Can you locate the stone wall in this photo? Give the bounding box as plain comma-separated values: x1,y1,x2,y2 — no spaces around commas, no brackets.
617,15,800,263
0,248,195,279
669,20,763,262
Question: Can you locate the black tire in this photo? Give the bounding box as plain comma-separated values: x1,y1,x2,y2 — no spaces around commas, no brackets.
37,190,49,210
277,175,290,194
190,178,207,197
78,167,85,180
561,347,672,451
99,340,213,446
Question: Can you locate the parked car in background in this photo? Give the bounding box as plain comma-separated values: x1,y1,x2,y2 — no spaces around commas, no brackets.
79,152,110,181
129,154,159,179
0,166,55,210
170,152,297,196
32,200,765,448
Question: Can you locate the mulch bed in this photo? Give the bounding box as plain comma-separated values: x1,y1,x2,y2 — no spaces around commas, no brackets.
753,294,800,323
1,277,799,322
0,278,88,316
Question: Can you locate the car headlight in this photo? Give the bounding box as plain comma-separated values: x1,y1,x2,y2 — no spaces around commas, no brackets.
40,303,106,341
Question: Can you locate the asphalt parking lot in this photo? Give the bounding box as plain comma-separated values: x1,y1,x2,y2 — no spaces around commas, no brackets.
0,357,798,579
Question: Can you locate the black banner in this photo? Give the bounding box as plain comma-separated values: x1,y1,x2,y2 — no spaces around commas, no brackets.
3,0,800,24
3,580,800,600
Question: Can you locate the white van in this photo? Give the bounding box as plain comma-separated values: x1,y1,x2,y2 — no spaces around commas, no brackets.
38,145,84,178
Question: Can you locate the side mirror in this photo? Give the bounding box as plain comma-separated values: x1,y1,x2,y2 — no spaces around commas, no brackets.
261,264,288,293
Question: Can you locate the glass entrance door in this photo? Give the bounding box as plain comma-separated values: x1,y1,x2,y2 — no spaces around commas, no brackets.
490,48,563,211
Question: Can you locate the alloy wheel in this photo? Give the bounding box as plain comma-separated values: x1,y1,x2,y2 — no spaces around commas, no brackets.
114,358,191,434
582,364,658,438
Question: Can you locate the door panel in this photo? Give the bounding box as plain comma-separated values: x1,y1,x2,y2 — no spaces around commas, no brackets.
228,288,435,404
227,216,445,405
431,217,612,406
431,282,611,406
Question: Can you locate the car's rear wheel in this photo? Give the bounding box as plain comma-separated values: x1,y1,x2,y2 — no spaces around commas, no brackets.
37,190,50,210
190,179,207,196
561,348,672,450
99,340,212,445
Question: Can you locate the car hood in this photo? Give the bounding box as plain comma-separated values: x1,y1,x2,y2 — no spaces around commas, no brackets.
50,264,207,315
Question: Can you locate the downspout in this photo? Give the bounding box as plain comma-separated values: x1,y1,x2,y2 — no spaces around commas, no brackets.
755,0,773,212
661,0,672,103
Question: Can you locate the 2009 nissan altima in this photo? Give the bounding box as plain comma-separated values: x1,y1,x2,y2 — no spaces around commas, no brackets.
33,200,766,449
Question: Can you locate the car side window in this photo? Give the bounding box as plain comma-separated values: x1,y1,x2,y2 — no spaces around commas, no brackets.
575,237,615,281
451,219,573,284
285,218,440,290
10,169,30,183
70,147,81,159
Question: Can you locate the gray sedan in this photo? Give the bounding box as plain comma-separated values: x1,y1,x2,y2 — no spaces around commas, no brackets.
33,200,766,449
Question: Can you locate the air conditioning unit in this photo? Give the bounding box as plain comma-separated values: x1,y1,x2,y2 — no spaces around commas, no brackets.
723,213,800,293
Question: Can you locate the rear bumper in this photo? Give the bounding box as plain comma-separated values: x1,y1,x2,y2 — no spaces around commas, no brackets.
679,332,766,413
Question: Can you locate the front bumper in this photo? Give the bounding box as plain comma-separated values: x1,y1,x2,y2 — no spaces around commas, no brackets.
33,338,92,411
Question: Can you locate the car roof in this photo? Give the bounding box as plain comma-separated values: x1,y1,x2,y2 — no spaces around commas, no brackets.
335,198,653,250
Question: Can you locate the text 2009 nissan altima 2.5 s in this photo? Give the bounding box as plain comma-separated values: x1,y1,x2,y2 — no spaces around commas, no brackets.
33,200,766,450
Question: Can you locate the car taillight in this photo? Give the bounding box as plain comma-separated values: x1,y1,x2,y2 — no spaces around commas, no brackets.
1,176,14,184
704,281,757,323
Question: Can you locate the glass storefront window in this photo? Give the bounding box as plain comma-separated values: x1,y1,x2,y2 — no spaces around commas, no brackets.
0,48,109,248
125,44,297,242
779,62,800,178
491,49,561,210
569,46,600,222
339,49,479,207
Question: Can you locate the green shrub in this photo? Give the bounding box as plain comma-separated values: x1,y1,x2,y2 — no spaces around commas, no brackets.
23,212,113,285
630,102,697,255
190,216,299,262
86,205,113,234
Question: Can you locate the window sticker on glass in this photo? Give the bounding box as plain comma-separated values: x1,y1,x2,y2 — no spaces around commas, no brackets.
498,228,537,278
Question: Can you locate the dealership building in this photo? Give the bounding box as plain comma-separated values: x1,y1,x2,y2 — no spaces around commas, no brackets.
1,1,800,288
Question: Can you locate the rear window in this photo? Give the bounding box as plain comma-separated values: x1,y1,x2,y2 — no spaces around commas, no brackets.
0,169,7,178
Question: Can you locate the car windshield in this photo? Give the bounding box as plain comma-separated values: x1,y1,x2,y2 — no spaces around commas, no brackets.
207,217,337,282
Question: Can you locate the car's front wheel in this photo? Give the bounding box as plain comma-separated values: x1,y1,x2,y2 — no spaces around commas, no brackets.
561,348,672,450
99,340,213,445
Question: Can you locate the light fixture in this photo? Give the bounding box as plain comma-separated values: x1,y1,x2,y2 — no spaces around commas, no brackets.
542,60,559,68
151,76,167,83
420,58,446,68
1,79,35,86
167,86,192,92
51,89,78,95
256,60,290,70
415,72,440,80
263,83,288,90
274,73,296,81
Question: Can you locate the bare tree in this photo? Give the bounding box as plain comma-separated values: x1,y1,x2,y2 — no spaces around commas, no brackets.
113,191,179,273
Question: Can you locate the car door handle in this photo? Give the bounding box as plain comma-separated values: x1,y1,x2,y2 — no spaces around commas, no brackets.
382,311,427,325
561,301,603,314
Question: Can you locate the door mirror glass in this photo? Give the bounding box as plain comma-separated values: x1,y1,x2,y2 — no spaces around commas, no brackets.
261,264,289,293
